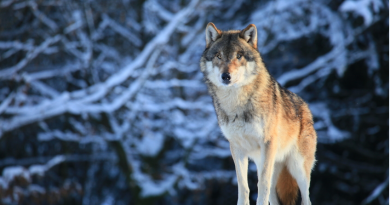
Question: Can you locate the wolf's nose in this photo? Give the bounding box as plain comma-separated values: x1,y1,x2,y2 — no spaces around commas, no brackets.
221,72,231,84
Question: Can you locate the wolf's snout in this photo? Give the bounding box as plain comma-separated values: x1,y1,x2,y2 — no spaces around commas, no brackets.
221,72,231,84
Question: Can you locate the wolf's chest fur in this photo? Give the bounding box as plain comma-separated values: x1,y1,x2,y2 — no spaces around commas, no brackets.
213,87,265,151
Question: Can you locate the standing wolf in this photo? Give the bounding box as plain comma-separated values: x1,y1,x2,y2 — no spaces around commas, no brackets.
199,22,317,205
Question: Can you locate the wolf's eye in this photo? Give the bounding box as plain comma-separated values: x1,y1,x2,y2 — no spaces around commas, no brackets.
237,54,242,59
216,53,222,59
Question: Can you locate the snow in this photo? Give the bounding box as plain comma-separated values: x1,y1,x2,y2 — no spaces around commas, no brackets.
137,132,164,156
2,166,30,183
0,155,66,194
0,177,8,189
139,174,177,197
64,11,83,34
310,103,350,143
28,184,46,194
131,159,177,197
28,165,46,177
340,0,383,26
101,195,115,205
102,14,142,47
362,177,389,204
45,155,66,169
0,35,62,79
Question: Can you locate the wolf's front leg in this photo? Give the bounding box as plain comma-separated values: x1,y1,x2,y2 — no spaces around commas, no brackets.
257,141,277,205
230,144,250,205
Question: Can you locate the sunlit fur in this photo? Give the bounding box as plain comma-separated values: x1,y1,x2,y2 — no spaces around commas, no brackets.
200,22,317,205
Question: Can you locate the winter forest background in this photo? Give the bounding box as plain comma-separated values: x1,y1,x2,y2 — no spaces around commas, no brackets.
0,0,388,204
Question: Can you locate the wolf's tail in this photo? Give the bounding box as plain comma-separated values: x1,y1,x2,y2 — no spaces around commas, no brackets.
276,165,299,205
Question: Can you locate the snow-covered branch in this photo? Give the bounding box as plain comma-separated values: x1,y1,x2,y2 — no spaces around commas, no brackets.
0,0,199,137
0,35,62,79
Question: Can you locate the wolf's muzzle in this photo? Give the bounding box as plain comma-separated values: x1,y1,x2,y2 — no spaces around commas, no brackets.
221,72,231,84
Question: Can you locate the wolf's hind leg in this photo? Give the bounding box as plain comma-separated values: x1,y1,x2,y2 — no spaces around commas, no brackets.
286,151,313,205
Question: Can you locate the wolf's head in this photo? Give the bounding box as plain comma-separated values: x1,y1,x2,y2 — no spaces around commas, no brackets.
200,23,263,88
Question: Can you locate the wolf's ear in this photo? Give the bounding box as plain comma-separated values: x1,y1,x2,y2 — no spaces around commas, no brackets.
205,22,221,48
240,24,257,49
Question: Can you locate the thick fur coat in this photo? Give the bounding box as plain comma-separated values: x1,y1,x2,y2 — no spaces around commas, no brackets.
199,23,317,205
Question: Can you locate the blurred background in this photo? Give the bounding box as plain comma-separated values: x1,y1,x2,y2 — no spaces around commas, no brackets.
0,0,388,204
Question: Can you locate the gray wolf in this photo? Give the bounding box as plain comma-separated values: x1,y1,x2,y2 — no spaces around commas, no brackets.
199,22,317,205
